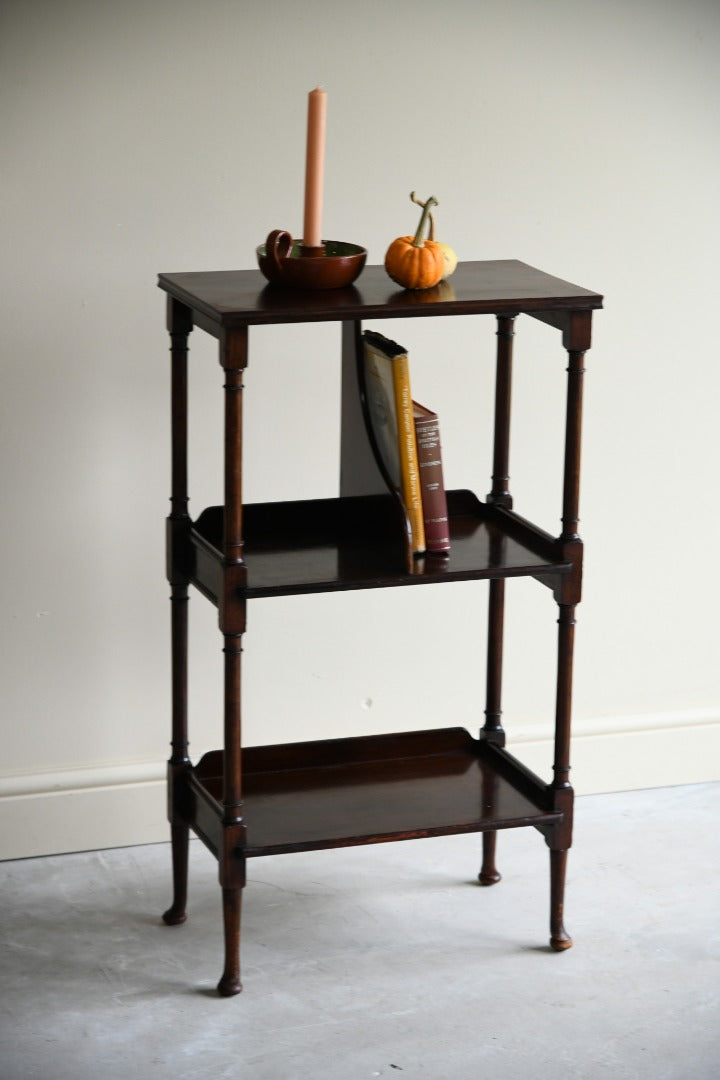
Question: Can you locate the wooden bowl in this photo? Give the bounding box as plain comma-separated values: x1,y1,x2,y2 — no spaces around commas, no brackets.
257,231,367,289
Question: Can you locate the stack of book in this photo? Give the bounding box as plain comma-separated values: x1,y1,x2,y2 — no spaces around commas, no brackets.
361,330,450,557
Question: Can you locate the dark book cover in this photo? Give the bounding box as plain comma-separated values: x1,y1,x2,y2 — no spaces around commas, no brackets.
413,401,450,555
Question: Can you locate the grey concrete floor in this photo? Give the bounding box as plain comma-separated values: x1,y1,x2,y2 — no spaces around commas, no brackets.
1,782,719,1080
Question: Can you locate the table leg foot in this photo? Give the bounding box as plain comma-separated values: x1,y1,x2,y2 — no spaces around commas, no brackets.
549,847,572,950
550,929,573,951
478,831,502,885
162,906,188,926
162,822,189,925
217,973,243,996
217,886,243,996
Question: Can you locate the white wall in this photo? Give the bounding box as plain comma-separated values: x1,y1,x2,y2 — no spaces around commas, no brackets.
2,0,719,859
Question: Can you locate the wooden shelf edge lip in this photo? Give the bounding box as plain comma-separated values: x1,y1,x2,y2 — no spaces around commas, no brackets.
485,502,566,562
242,817,563,858
197,726,478,777
186,773,222,859
209,296,603,329
480,740,556,810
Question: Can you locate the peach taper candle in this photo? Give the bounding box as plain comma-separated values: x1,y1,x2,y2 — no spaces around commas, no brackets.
303,87,327,250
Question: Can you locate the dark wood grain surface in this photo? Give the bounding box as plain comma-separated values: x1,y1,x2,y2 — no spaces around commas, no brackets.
158,260,603,329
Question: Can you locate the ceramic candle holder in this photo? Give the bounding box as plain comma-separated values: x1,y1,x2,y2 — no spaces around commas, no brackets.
257,231,366,289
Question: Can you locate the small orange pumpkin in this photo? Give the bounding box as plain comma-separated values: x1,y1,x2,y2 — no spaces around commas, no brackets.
385,195,445,290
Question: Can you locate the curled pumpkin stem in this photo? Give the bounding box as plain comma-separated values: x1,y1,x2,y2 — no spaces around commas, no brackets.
411,194,438,248
410,191,437,241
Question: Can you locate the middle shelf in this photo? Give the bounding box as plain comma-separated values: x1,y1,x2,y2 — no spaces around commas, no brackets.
187,490,571,599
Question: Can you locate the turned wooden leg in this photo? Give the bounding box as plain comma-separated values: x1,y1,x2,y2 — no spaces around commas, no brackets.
543,337,586,954
548,604,577,952
217,887,243,996
216,344,248,997
163,580,191,926
479,830,502,886
549,848,573,951
162,822,189,925
216,631,246,997
479,576,508,885
481,318,515,887
164,303,192,930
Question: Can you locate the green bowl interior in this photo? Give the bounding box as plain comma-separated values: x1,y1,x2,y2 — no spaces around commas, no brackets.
259,240,365,259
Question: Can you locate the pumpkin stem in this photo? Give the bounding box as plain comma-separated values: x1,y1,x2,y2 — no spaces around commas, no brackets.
410,191,436,240
411,195,438,248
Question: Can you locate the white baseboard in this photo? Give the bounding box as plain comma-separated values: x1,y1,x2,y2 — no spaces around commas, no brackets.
1,710,718,860
512,708,720,796
0,762,168,861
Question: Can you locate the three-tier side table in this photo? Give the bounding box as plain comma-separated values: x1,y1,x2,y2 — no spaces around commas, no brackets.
157,260,603,995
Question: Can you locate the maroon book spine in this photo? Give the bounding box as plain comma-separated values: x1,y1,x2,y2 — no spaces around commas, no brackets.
413,402,450,555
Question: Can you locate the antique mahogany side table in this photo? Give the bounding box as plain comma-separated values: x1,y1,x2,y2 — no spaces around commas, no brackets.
157,260,602,995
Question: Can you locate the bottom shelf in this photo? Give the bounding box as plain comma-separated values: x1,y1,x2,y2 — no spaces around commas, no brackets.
188,728,562,858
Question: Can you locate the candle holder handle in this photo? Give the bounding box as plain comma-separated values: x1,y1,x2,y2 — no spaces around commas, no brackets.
265,230,294,278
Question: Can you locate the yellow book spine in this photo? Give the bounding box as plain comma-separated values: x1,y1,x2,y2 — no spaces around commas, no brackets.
391,353,426,554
